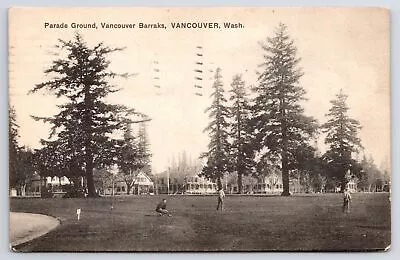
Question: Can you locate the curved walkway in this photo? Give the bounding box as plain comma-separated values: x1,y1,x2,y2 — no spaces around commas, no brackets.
9,212,60,248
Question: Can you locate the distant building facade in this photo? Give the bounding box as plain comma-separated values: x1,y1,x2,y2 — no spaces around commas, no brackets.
154,171,218,195
223,171,284,194
11,174,74,198
347,179,357,193
99,171,154,196
184,176,218,194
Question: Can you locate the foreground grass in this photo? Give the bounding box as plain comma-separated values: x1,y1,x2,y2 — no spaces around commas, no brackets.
10,193,390,252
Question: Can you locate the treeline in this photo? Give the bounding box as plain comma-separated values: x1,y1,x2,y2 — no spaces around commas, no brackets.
200,23,389,195
9,107,35,196
8,26,389,198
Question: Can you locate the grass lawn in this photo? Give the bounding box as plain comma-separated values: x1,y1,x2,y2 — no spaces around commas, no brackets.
10,193,390,252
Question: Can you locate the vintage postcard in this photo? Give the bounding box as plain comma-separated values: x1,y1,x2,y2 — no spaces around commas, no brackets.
8,7,390,252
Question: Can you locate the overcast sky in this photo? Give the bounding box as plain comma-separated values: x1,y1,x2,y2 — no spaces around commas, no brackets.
9,7,390,173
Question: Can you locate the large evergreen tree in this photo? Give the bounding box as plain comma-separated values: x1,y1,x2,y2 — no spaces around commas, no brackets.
201,68,231,189
9,107,35,195
322,89,362,192
228,74,254,194
9,106,20,190
358,155,383,192
116,126,141,194
137,122,152,174
252,23,317,196
32,102,87,188
30,33,145,197
16,147,35,196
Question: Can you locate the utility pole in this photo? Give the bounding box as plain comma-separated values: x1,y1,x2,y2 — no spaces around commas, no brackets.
112,174,115,196
167,167,170,195
155,174,158,195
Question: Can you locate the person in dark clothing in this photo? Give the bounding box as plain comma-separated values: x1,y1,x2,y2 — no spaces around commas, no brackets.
155,199,172,216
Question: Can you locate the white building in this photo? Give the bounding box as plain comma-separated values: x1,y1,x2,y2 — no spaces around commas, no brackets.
101,171,154,195
46,176,71,186
346,179,357,193
133,172,154,195
153,171,218,195
184,176,218,194
253,172,284,194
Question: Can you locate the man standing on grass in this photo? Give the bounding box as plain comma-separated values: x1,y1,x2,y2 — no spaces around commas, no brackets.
156,198,172,216
216,188,225,210
343,188,352,213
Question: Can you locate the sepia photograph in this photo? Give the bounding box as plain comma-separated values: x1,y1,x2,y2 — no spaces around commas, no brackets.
8,7,390,252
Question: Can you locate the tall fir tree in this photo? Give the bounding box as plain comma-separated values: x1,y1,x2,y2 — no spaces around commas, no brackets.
252,23,317,196
358,155,382,192
201,68,231,189
30,33,146,197
9,107,36,195
16,147,35,196
137,122,152,174
322,89,362,192
116,125,142,194
9,106,20,190
228,74,254,194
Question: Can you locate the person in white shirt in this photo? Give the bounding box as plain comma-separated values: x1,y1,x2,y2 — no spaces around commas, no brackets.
343,188,352,213
216,188,225,210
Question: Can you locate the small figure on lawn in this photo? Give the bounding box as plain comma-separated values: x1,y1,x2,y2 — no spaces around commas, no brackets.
216,188,225,211
156,198,172,217
76,208,81,221
343,188,352,213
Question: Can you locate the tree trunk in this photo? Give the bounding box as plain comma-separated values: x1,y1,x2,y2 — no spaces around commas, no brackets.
83,85,98,198
281,138,290,196
217,177,222,190
112,178,115,196
127,182,134,195
280,98,290,197
21,184,26,197
86,170,96,197
238,173,243,194
85,155,97,197
40,176,46,198
340,175,347,193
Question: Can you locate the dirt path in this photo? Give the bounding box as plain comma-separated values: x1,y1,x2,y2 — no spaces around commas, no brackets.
9,212,60,249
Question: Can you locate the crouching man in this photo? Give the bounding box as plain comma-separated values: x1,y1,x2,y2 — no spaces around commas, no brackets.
155,198,172,217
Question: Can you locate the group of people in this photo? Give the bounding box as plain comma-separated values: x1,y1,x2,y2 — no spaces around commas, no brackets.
155,188,226,216
155,187,352,216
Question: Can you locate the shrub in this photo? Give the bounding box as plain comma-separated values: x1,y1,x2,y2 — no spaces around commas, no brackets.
62,184,86,198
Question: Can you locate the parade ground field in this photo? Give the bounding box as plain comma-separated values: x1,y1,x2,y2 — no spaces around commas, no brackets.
10,193,390,252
